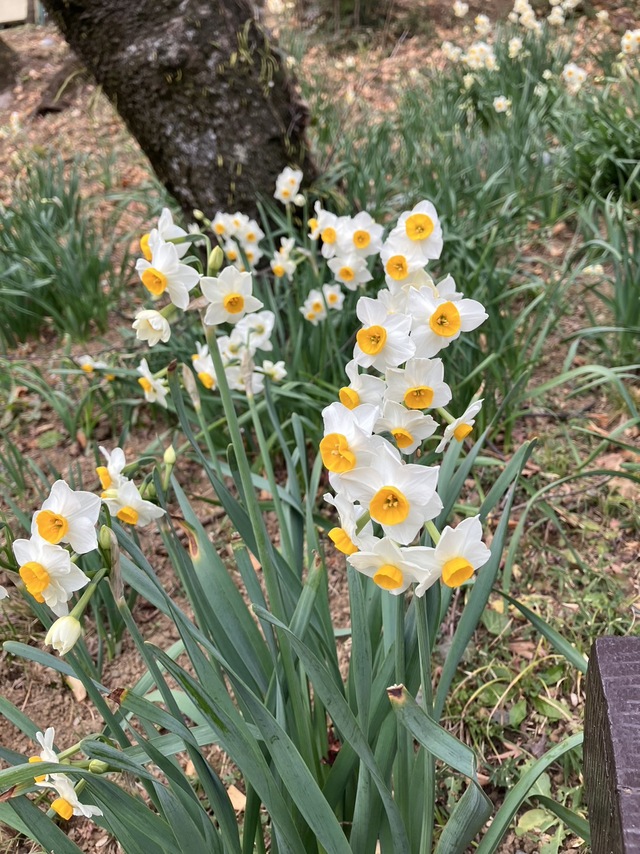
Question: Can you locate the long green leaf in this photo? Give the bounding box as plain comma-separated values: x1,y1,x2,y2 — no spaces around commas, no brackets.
255,607,411,853
498,592,588,674
4,796,84,854
475,733,584,852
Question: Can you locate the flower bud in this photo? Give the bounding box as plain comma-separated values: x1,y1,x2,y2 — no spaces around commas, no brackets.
293,193,305,207
193,209,205,220
163,445,176,466
208,245,224,275
88,760,109,775
45,616,82,656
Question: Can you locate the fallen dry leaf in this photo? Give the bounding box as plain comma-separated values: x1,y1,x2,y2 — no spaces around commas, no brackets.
65,675,87,702
227,784,246,812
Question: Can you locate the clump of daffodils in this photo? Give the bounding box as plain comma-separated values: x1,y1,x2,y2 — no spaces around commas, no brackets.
8,450,166,653
320,200,492,597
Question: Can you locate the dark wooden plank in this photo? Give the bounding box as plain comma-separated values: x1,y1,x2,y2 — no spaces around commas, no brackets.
586,637,640,853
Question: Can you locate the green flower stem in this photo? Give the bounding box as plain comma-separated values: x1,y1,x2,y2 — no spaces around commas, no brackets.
355,510,371,534
246,391,295,568
425,520,441,545
195,402,225,481
70,567,108,620
394,595,410,830
415,593,435,853
436,406,455,425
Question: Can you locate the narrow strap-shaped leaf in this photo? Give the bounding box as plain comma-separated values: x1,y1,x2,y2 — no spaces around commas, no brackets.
534,794,590,842
434,780,492,854
149,645,307,854
498,592,588,674
475,732,584,852
3,641,107,692
255,607,411,853
4,796,84,854
231,680,352,854
434,463,530,720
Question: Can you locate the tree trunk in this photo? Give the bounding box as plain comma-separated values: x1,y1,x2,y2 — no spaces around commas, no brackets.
40,0,315,220
0,36,19,93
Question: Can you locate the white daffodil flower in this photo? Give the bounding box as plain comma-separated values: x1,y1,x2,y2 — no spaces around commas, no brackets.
340,444,442,545
474,13,491,36
353,297,415,372
274,167,303,204
137,358,169,408
320,402,386,483
328,254,373,291
387,200,444,264
338,359,387,411
32,481,100,554
408,287,488,358
135,240,199,310
384,268,438,311
300,289,328,325
132,309,171,347
77,355,108,374
453,0,468,16
315,208,342,259
237,219,265,248
493,95,511,113
201,267,263,326
41,774,103,820
436,399,484,453
348,537,437,595
45,616,82,656
96,446,128,492
337,211,384,258
414,515,491,594
562,63,587,95
322,284,345,311
374,400,438,455
14,537,89,616
323,492,376,556
234,310,275,352
29,726,59,782
384,358,452,411
193,350,217,390
142,207,189,261
258,360,287,382
101,480,165,528
380,240,423,284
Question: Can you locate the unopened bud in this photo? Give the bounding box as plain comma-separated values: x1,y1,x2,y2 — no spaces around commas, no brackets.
193,209,205,220
45,616,82,656
163,445,176,466
208,245,224,275
88,760,109,775
293,193,305,207
98,524,114,555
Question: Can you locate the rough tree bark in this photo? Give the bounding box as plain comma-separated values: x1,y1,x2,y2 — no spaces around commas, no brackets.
39,0,315,219
0,36,20,93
